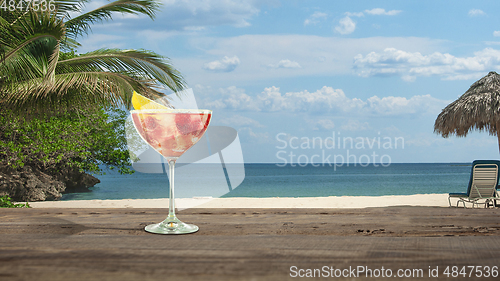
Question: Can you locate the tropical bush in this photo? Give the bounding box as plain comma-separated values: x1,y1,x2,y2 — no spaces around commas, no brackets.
0,107,133,176
0,195,30,208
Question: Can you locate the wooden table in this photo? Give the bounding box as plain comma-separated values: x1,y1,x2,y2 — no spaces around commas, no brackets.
1,207,500,280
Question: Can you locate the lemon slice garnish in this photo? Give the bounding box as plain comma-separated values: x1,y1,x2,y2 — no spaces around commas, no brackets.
131,91,170,110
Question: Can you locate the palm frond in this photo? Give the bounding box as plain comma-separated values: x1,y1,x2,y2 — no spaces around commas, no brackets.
46,41,60,82
60,36,81,51
65,0,160,38
1,10,65,57
2,70,161,112
2,33,63,84
1,1,186,115
57,48,186,92
1,34,58,64
0,13,10,27
1,47,45,83
51,0,87,19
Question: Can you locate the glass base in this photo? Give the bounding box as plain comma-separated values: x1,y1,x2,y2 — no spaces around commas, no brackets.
145,216,199,234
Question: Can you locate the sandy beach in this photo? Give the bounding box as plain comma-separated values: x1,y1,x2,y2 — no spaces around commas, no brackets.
28,193,452,209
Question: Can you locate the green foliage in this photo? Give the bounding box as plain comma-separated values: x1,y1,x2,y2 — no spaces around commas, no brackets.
0,1,185,115
0,107,134,176
0,195,30,208
0,1,181,192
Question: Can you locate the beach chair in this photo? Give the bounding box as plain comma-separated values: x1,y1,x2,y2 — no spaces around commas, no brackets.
448,160,500,208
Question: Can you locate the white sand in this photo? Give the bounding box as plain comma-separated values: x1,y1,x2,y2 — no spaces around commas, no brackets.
28,194,451,209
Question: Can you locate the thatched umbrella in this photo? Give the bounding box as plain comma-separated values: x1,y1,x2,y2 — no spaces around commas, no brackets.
434,71,500,153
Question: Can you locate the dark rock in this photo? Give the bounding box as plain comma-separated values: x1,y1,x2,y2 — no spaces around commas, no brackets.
56,167,100,193
0,165,99,202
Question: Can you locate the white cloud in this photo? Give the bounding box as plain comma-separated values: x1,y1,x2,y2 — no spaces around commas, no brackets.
200,85,447,117
345,8,401,18
80,0,264,35
201,86,261,111
179,35,445,85
401,75,416,82
202,86,364,113
341,120,370,131
268,59,302,69
258,86,366,112
494,31,500,37
313,119,335,130
184,26,207,31
485,41,500,46
345,12,364,17
367,95,447,116
158,0,261,29
335,16,356,35
219,114,264,128
364,8,401,16
203,56,240,72
468,9,486,16
405,135,455,147
304,11,327,25
335,8,400,35
238,127,269,142
353,47,500,80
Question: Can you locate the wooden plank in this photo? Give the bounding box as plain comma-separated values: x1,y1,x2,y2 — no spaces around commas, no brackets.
1,207,499,280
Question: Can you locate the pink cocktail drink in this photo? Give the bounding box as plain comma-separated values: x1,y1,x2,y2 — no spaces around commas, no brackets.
130,109,212,234
131,110,211,159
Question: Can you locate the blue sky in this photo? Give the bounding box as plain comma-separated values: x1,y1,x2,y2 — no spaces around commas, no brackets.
78,0,500,163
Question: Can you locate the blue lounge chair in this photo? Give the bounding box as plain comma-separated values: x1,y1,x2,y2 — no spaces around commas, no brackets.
448,160,500,208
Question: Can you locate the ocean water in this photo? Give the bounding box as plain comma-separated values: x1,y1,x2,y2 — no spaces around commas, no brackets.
61,163,472,200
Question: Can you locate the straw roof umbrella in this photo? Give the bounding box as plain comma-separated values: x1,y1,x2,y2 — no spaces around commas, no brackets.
434,71,500,153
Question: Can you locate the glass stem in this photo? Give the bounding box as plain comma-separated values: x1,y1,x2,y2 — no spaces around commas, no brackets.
168,159,176,219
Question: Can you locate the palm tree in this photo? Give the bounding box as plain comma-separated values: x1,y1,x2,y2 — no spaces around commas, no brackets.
0,0,185,114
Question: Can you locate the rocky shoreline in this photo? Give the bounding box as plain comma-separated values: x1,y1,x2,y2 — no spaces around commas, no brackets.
0,165,99,202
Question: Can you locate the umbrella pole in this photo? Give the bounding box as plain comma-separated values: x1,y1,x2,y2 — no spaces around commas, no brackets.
498,132,500,154
498,122,500,154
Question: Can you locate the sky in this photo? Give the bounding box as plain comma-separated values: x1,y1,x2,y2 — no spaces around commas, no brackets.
76,0,500,164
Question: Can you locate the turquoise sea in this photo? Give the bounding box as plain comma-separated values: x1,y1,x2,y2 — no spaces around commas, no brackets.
61,163,472,200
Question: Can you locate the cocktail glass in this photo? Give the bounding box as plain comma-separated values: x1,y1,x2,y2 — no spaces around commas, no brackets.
131,109,212,234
